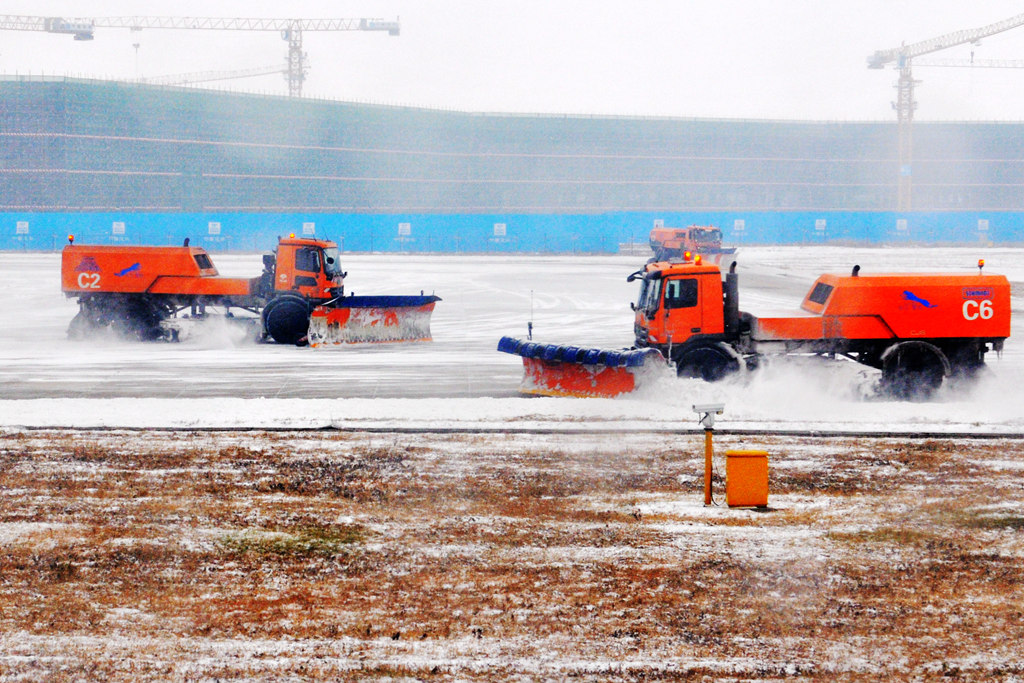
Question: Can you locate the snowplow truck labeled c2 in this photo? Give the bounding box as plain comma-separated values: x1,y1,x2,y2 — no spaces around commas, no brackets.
61,235,439,345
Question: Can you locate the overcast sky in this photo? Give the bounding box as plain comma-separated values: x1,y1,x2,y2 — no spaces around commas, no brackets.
4,1,1024,120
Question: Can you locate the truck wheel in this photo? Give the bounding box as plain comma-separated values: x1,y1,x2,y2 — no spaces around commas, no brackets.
74,295,164,341
262,294,310,344
67,309,100,340
676,343,741,382
947,343,986,380
112,298,166,341
67,296,114,339
880,341,948,401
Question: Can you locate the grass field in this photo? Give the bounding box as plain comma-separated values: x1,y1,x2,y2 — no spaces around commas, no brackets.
1,428,1022,680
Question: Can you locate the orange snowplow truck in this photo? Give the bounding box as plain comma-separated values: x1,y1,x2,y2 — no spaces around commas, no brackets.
61,235,440,345
499,257,1010,399
649,225,736,262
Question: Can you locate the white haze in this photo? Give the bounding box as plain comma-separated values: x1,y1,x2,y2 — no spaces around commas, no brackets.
4,1,1024,119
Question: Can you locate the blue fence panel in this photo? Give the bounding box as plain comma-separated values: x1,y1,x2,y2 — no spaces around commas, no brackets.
1,211,1018,252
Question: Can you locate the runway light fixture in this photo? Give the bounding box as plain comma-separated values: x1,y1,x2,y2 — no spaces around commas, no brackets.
693,403,725,506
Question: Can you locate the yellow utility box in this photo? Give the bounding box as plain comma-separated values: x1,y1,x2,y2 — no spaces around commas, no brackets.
725,450,769,508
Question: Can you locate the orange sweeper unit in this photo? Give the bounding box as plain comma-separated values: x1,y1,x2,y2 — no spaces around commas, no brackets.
499,255,1010,400
61,234,439,345
649,225,737,264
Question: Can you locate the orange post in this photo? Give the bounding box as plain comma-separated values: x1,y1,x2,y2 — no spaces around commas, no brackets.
704,428,713,506
694,404,723,506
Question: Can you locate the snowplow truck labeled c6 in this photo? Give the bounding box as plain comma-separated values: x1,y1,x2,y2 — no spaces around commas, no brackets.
61,235,439,345
500,258,1010,400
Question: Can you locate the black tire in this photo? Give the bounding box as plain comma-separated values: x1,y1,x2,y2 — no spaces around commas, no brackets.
262,294,311,344
676,343,741,382
112,297,166,341
880,342,947,401
67,308,99,340
947,343,986,380
71,295,165,341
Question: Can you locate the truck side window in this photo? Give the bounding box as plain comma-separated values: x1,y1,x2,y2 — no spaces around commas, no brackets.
808,282,833,305
295,248,321,273
663,278,698,309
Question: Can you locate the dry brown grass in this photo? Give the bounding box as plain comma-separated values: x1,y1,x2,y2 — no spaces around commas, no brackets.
0,429,1022,680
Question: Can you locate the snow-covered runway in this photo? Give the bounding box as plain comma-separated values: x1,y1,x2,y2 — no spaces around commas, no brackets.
2,246,1022,432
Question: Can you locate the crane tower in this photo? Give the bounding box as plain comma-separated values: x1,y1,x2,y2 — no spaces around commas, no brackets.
868,13,1024,210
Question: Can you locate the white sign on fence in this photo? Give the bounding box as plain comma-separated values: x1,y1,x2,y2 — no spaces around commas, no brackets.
112,221,125,235
815,219,826,232
493,223,507,237
302,222,316,235
398,222,412,236
978,219,989,233
15,221,28,235
208,222,221,235
733,219,745,233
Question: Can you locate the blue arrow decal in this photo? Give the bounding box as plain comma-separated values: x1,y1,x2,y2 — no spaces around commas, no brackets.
902,290,936,308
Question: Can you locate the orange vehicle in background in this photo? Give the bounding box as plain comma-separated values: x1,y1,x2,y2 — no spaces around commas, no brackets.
61,235,439,345
500,256,1011,400
649,225,736,263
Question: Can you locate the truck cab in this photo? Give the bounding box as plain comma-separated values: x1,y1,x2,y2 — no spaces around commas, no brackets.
269,236,345,303
629,257,744,380
631,259,730,351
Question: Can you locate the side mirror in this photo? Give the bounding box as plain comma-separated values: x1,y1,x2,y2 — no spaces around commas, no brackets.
630,302,636,311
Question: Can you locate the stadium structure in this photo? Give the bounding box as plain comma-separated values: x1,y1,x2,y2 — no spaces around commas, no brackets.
2,76,1023,251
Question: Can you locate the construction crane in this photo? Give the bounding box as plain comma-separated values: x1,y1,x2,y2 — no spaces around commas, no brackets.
136,64,286,87
868,13,1024,210
0,15,400,98
915,57,1024,69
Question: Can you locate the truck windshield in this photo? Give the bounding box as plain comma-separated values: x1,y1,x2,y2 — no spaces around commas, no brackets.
637,277,662,315
323,247,342,277
693,229,720,243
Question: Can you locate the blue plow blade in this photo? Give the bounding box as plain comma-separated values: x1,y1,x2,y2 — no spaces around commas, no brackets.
496,336,662,368
496,336,669,397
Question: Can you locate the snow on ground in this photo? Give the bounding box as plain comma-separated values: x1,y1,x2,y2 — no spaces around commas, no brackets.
1,245,1021,432
2,427,1021,679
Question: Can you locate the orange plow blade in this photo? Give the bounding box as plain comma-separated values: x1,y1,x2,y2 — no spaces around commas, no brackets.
498,336,668,398
308,295,440,346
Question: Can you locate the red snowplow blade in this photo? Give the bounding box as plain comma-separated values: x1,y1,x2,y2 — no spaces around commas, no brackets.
498,337,668,398
308,295,440,346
